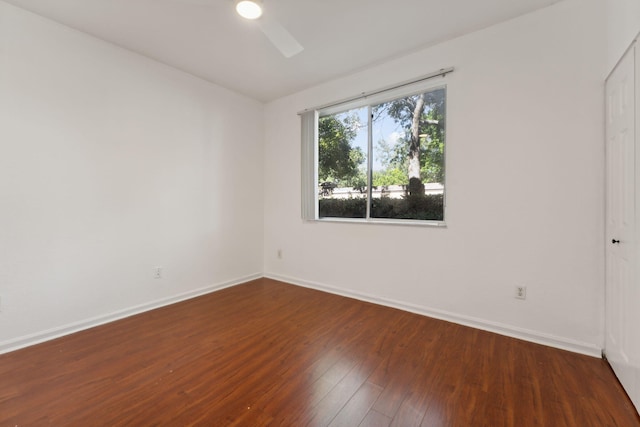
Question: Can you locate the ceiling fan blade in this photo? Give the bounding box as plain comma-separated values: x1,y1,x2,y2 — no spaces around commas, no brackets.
258,17,304,58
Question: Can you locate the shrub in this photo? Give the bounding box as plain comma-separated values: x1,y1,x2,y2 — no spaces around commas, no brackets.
319,198,367,218
319,194,443,221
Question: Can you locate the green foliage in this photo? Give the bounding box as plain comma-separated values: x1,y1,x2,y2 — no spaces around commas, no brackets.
318,198,367,218
374,89,446,185
375,137,408,172
318,114,364,184
419,103,445,183
371,194,444,221
319,195,443,221
346,171,368,192
316,89,445,210
372,168,408,186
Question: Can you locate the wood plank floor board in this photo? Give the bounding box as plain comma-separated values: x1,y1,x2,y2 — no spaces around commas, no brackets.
290,348,385,426
359,409,393,427
373,313,451,418
328,381,383,427
0,278,638,426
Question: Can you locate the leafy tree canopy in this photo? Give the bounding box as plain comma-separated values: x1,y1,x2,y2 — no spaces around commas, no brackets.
373,89,446,186
373,168,408,187
318,114,364,185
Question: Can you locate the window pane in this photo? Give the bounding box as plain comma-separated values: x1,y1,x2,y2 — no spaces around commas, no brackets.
318,107,368,218
370,88,445,220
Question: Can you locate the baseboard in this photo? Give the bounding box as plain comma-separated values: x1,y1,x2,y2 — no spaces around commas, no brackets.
0,273,262,355
265,273,603,358
2,272,602,358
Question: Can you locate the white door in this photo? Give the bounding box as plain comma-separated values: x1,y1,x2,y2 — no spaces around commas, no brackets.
605,42,639,411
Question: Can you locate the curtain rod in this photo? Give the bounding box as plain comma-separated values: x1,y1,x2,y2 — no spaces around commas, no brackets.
297,67,454,115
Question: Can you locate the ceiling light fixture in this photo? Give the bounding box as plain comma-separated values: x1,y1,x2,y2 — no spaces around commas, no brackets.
236,0,263,20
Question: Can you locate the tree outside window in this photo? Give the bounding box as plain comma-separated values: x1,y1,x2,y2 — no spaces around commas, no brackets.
318,87,446,221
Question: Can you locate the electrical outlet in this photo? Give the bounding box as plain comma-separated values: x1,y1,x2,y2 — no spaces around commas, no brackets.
515,286,527,300
154,267,162,279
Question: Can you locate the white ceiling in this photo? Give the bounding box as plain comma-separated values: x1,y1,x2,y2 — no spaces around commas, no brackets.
3,0,564,102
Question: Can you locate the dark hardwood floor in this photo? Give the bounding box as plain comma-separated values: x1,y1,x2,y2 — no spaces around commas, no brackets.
0,278,638,426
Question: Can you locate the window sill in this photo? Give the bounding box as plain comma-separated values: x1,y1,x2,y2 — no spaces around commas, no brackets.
309,217,447,228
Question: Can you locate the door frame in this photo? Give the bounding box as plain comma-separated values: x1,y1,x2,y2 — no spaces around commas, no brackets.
604,37,639,412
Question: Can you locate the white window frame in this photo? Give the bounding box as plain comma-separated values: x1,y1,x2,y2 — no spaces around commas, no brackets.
301,70,451,227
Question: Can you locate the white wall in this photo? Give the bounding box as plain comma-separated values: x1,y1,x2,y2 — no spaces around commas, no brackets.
0,2,264,351
264,0,607,356
605,0,640,73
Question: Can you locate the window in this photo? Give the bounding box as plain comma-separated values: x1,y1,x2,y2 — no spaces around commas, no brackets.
302,80,447,224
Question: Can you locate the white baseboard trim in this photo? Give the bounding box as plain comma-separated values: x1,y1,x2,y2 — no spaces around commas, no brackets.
0,273,262,355
265,273,603,358
2,272,602,358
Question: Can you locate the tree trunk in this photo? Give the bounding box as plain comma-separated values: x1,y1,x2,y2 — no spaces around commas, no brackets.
408,94,426,196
